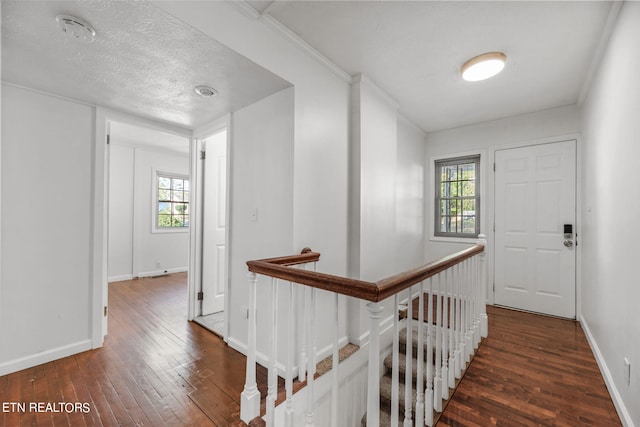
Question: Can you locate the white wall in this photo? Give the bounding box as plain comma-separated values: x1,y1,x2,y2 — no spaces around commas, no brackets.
108,143,189,281
396,116,426,272
227,87,296,356
348,75,400,343
0,84,94,374
580,2,640,424
108,144,134,280
423,105,580,300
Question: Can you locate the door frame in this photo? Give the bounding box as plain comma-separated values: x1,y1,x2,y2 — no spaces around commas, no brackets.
190,115,232,340
487,133,582,318
92,107,192,348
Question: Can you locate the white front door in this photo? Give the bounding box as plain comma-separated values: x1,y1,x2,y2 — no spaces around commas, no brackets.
494,140,576,318
201,130,227,315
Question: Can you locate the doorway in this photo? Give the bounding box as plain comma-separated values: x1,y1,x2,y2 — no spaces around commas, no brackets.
494,140,577,318
193,128,229,337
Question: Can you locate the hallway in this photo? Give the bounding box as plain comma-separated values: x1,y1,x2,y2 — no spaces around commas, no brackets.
0,273,621,426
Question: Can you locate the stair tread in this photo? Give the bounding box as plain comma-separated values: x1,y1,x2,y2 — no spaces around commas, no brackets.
383,352,432,383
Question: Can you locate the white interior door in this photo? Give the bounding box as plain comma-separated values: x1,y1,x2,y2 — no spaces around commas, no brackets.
494,140,576,318
201,130,227,315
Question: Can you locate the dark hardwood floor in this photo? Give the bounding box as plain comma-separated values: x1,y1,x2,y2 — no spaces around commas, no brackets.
0,273,621,426
438,306,621,427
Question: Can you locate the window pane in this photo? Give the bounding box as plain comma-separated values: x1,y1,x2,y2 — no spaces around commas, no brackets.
184,180,190,191
442,165,457,182
158,202,170,214
462,199,476,215
172,179,184,191
459,163,475,180
462,180,475,197
463,216,476,234
159,177,171,189
158,214,171,227
159,189,170,201
172,190,184,202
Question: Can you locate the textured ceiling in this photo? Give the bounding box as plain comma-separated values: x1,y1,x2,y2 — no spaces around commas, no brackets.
1,0,292,129
264,1,614,132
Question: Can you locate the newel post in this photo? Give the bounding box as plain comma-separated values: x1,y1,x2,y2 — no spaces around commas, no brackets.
241,272,261,423
477,234,489,338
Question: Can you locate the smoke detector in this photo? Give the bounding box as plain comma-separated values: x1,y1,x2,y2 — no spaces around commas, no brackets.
56,15,96,43
194,86,218,98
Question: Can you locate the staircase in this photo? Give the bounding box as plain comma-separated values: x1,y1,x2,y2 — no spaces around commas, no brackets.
362,312,477,427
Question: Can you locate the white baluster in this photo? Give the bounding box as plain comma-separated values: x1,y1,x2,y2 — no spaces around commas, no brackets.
454,263,462,380
366,302,383,427
425,277,434,427
391,294,400,427
415,282,425,425
465,259,473,364
240,272,260,423
266,278,278,426
448,266,456,390
298,284,307,382
441,270,449,401
434,274,442,413
472,256,480,350
404,288,413,427
477,235,489,338
286,282,294,427
331,292,339,427
305,287,316,427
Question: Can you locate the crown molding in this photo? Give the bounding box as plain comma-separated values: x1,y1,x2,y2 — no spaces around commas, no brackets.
251,8,352,83
352,73,400,110
228,1,351,82
577,0,623,106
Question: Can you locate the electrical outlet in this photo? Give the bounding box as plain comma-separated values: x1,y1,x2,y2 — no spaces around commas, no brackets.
241,305,249,319
624,358,631,385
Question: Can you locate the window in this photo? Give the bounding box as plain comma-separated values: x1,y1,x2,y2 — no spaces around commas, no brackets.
156,173,189,230
435,155,480,238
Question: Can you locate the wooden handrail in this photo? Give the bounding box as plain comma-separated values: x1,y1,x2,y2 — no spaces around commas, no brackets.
246,244,485,302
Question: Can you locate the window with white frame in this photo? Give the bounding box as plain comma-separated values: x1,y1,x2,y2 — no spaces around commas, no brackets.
434,155,480,238
156,173,189,230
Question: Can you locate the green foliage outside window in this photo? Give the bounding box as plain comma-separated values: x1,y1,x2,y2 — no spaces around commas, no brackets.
157,174,189,229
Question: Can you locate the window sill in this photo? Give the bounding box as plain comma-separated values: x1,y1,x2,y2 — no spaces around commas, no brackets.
152,227,190,234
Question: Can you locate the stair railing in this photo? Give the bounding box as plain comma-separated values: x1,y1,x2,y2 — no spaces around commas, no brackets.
240,236,487,427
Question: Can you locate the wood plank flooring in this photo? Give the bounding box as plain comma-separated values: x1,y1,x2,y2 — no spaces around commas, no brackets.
438,305,621,427
0,273,622,426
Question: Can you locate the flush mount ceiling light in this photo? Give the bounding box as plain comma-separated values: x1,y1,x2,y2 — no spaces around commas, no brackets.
461,52,507,82
56,14,96,43
194,85,218,98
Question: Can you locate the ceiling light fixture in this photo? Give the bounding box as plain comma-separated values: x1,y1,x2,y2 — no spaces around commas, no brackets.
194,85,218,98
56,14,96,43
461,52,507,82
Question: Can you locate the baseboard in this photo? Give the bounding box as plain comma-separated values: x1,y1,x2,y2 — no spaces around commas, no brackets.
227,334,351,378
136,267,188,278
0,340,93,377
580,315,635,427
108,274,134,283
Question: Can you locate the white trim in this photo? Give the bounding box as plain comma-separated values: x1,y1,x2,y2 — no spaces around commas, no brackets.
580,315,635,427
398,112,427,137
94,107,195,347
136,267,188,278
488,134,581,315
428,149,487,243
257,12,352,83
152,169,190,234
577,1,624,106
228,334,351,379
352,73,400,110
108,274,134,283
0,340,92,377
